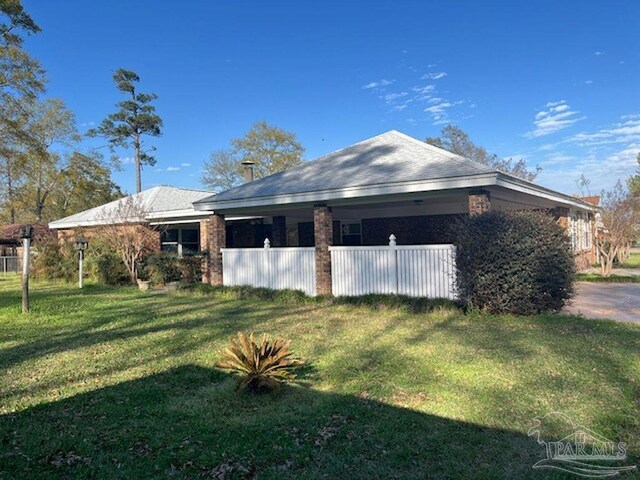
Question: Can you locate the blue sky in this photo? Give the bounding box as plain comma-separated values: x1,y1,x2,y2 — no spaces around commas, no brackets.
23,0,640,195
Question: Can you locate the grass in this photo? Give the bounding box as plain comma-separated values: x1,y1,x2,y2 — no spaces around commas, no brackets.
575,273,640,283
620,252,640,269
0,277,639,479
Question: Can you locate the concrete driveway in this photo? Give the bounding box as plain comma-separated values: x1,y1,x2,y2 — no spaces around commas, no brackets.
565,282,640,322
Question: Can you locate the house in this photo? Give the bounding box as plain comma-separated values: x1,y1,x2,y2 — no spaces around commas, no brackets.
49,186,215,256
50,130,597,297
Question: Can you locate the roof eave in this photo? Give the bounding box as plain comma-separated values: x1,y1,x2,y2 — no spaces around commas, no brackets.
193,173,501,212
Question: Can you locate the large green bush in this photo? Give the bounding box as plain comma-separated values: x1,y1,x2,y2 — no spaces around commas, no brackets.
146,253,181,284
178,254,204,284
94,253,130,286
32,238,77,282
455,210,575,314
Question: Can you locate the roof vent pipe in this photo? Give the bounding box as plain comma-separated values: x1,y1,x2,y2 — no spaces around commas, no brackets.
242,160,255,183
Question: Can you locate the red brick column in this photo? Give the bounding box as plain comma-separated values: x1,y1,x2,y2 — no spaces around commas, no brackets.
201,214,226,285
272,216,287,247
314,205,333,296
468,190,491,215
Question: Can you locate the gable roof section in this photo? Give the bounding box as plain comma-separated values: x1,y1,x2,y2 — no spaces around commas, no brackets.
194,130,594,212
196,130,494,207
49,186,213,229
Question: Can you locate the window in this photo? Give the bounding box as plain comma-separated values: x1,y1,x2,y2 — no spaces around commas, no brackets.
161,228,200,256
341,222,362,245
181,229,199,254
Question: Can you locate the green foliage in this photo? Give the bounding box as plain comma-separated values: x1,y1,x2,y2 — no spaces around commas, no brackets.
49,151,122,220
94,253,130,286
426,125,540,181
177,254,203,284
201,121,304,192
145,252,181,284
32,238,76,282
216,332,305,392
455,210,575,314
88,68,162,193
0,0,44,101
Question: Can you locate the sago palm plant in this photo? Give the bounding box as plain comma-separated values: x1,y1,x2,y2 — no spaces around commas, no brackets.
216,332,305,392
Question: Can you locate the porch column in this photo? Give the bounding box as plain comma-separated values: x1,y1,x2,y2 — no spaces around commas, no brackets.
272,216,287,247
314,204,333,296
468,190,491,215
201,214,226,285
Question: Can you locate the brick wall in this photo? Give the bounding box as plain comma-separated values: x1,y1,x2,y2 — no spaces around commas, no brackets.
468,190,491,215
361,214,463,245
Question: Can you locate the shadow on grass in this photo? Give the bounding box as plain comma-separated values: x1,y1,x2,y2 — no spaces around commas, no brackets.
0,364,568,480
0,284,323,375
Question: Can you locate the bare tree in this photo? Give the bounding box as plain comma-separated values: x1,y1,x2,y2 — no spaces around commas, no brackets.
595,181,638,276
97,196,159,283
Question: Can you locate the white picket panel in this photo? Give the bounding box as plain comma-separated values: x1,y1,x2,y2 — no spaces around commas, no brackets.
330,243,456,299
222,245,316,296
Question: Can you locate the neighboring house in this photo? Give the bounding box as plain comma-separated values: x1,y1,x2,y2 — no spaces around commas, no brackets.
50,130,597,297
0,223,52,272
49,186,214,256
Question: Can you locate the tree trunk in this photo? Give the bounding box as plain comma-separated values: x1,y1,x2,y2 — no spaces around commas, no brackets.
134,132,141,194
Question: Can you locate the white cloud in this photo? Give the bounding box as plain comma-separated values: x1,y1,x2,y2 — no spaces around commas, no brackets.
362,79,394,89
393,104,408,111
180,162,191,167
584,80,593,85
525,100,584,138
569,117,640,146
411,84,436,100
424,102,453,114
594,51,604,56
421,72,447,80
382,91,408,102
120,157,135,165
166,166,180,172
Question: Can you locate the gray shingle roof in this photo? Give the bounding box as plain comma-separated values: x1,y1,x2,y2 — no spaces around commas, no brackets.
195,130,496,205
49,186,213,229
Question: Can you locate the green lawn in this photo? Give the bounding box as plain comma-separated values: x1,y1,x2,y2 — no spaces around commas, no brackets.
0,277,639,479
621,252,640,269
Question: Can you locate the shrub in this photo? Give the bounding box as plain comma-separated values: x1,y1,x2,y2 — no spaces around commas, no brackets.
455,210,575,314
32,238,76,281
178,254,203,284
216,332,305,392
94,253,130,286
145,253,181,284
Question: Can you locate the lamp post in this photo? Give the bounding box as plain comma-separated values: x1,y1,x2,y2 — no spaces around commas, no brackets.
19,225,33,313
75,236,88,288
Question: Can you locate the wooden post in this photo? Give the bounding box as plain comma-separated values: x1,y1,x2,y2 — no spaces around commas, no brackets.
21,237,30,313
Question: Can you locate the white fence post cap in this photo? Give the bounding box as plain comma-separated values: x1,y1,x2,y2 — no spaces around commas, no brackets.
264,238,271,249
389,234,397,246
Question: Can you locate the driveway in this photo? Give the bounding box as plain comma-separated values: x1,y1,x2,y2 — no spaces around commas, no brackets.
565,282,640,322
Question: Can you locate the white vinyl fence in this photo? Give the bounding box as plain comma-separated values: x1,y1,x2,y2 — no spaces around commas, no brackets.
0,256,20,274
330,235,457,299
222,239,316,296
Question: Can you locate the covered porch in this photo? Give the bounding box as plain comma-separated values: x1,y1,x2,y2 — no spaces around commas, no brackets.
198,186,570,297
